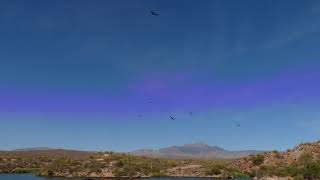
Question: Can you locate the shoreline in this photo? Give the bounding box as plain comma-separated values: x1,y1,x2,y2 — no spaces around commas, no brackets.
0,173,238,179
1,173,296,180
1,173,295,180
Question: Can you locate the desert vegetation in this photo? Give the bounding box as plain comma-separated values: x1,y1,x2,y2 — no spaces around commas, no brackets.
232,141,320,179
0,150,232,178
1,141,320,179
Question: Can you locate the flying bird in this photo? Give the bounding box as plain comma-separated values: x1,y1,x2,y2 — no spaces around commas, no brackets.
150,11,159,16
138,114,142,118
169,116,175,120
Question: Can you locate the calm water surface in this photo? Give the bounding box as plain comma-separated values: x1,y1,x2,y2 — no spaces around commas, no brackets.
0,174,249,180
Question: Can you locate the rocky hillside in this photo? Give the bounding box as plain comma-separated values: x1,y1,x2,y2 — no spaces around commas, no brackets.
131,143,262,159
230,141,320,179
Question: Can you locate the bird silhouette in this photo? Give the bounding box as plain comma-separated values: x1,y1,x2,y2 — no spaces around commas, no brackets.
169,116,175,120
150,11,159,16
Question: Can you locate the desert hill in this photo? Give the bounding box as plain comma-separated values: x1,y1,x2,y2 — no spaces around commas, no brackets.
230,140,320,179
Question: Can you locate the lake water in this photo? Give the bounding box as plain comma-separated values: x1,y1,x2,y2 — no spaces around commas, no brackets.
0,174,249,180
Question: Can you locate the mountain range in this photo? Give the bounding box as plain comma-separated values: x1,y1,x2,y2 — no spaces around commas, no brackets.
130,143,263,159
5,143,263,160
13,147,56,151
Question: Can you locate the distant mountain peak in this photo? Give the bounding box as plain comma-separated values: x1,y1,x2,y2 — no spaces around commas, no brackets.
183,142,210,147
131,143,262,160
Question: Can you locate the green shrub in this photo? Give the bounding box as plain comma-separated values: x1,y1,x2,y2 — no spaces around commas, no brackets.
205,164,224,175
231,171,250,178
297,153,314,166
251,154,265,166
150,171,167,177
223,166,250,178
301,161,320,179
293,175,304,180
12,168,38,174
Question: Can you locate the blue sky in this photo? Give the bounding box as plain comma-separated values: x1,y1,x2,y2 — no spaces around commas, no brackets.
0,0,320,152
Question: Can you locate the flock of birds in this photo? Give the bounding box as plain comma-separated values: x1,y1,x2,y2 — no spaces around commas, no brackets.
135,10,241,127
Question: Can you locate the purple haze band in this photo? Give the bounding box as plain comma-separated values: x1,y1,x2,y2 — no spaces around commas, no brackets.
0,68,319,117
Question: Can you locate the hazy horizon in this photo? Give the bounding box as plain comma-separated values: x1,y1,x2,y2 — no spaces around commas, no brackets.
1,0,320,152
2,142,269,152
